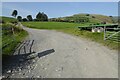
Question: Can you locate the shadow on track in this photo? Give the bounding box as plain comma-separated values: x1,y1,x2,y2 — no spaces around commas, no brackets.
2,49,55,77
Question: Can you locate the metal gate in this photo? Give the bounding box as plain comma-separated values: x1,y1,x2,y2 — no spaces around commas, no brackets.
104,26,120,42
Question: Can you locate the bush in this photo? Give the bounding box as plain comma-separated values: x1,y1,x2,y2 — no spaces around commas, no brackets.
86,14,90,16
101,21,106,24
0,20,5,24
96,23,100,25
92,16,95,18
22,18,28,22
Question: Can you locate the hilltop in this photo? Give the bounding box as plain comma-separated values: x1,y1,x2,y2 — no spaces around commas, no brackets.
49,13,117,24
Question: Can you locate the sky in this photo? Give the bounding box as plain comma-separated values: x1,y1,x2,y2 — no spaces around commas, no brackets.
1,0,119,2
1,2,118,18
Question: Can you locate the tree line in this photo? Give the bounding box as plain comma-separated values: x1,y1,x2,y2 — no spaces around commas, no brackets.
12,10,48,22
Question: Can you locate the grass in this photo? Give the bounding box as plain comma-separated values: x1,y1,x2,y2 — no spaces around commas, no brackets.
22,21,119,50
0,16,18,23
22,22,90,29
58,29,119,50
2,23,28,56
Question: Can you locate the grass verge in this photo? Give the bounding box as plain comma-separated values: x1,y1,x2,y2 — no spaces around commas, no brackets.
2,24,28,56
58,28,119,50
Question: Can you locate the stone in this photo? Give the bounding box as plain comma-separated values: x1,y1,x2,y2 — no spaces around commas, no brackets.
12,74,15,76
7,70,11,73
28,70,31,73
26,76,28,78
19,68,21,71
19,73,21,74
14,70,17,72
32,60,36,63
36,76,40,78
0,77,2,80
2,76,5,78
44,68,47,70
23,73,25,75
85,48,88,50
28,66,30,69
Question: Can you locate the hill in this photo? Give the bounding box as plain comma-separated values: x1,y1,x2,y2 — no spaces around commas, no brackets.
49,13,114,24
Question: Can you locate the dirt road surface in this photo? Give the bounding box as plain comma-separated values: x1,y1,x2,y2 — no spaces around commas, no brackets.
3,26,118,78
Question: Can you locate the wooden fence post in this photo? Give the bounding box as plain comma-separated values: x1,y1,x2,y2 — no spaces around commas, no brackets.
104,26,106,40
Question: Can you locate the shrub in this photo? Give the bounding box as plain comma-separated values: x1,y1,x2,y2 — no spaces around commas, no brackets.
86,14,90,16
22,18,28,22
101,21,106,24
92,16,95,18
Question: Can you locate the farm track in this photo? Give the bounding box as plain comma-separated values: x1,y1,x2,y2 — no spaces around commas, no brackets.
3,24,118,78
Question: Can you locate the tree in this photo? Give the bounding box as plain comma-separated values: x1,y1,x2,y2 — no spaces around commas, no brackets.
22,18,28,22
12,10,18,18
36,12,48,21
36,12,42,21
17,16,22,22
41,13,48,21
109,16,113,18
86,14,90,16
27,15,33,21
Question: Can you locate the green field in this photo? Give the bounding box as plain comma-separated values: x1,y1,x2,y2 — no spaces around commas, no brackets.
22,22,90,29
22,22,119,50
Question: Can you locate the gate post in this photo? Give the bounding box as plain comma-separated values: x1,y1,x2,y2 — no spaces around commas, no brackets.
104,26,106,40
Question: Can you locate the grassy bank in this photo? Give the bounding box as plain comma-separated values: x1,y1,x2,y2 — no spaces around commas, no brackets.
22,22,119,50
2,24,28,56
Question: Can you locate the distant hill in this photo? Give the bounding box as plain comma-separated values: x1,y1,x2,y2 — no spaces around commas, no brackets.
49,13,116,24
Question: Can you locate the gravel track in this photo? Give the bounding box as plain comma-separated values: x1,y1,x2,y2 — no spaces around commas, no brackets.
3,26,118,78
